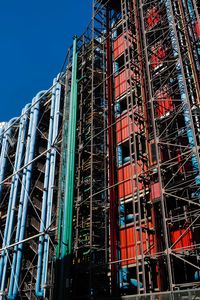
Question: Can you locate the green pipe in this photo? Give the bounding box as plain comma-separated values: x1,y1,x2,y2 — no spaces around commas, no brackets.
60,35,78,258
56,70,71,259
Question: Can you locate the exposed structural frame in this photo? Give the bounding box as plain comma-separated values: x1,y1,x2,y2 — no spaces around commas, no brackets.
139,0,200,291
109,0,200,295
70,2,110,298
57,0,200,297
0,75,65,300
84,0,200,297
0,0,199,299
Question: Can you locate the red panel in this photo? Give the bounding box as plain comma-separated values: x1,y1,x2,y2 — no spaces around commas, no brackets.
118,162,144,199
115,69,134,99
150,46,167,70
146,7,160,30
155,86,173,118
115,70,127,99
170,229,193,250
116,114,130,143
114,32,131,60
194,21,200,38
120,225,155,266
116,113,141,143
150,182,161,202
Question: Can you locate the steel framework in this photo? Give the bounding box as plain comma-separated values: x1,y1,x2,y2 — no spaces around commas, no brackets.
0,76,65,299
0,0,199,299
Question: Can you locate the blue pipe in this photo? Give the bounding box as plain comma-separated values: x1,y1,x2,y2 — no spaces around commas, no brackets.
115,101,121,117
0,118,17,201
7,98,36,299
0,124,5,149
41,79,61,296
119,268,128,289
115,61,119,74
8,92,45,300
118,145,123,166
130,278,143,288
0,124,5,186
35,81,56,297
119,268,143,290
194,270,200,281
187,0,196,23
0,105,30,294
0,125,8,190
7,104,35,299
165,0,200,189
120,204,125,226
35,78,60,297
9,98,35,293
126,214,134,223
173,3,197,108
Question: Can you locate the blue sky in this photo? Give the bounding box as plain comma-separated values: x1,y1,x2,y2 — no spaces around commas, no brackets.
0,1,91,121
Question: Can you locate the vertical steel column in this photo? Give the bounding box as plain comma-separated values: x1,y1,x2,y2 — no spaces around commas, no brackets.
106,6,119,296
139,0,174,292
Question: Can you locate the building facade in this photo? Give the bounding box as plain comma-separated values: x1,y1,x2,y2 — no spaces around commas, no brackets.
0,0,199,299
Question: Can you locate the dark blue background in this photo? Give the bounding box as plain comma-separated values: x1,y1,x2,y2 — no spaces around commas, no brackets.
0,1,91,121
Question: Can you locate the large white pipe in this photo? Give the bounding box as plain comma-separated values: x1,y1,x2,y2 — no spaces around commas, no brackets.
8,92,45,300
0,105,31,293
36,79,57,297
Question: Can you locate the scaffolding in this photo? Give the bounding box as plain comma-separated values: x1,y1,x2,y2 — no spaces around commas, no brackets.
109,0,200,296
71,3,109,298
0,0,199,299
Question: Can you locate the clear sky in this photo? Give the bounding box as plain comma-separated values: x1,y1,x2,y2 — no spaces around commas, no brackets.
0,1,91,121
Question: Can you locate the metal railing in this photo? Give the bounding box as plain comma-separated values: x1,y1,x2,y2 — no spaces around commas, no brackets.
121,288,200,300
